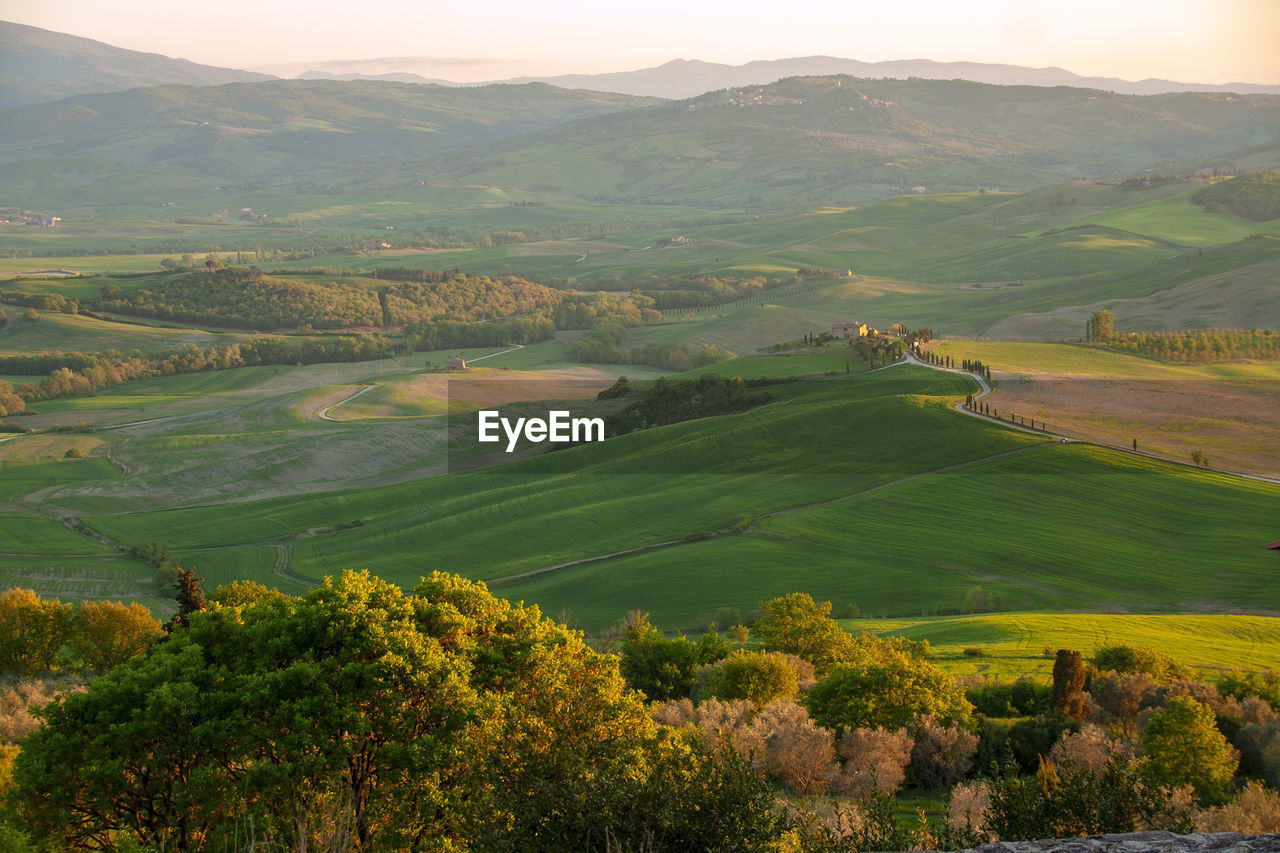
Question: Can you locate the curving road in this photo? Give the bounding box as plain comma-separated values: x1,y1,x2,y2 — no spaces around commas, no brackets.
317,384,375,421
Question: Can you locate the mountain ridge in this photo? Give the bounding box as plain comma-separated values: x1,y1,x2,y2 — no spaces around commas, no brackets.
0,20,274,109
288,54,1280,99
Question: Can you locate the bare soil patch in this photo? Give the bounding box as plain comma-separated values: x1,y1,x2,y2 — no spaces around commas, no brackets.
988,375,1280,478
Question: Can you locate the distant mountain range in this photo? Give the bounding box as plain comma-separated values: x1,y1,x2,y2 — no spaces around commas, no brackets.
4,19,1280,113
3,73,1276,213
0,20,273,109
297,56,1280,100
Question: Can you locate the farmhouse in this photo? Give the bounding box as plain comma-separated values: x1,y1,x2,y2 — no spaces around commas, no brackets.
445,357,467,370
831,321,871,339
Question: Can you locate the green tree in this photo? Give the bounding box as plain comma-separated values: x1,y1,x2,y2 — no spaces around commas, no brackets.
166,567,206,632
804,638,971,731
1191,449,1210,467
618,613,729,700
1051,649,1088,720
751,592,856,675
695,650,799,708
1142,696,1239,803
14,572,785,851
21,308,37,323
1086,309,1115,342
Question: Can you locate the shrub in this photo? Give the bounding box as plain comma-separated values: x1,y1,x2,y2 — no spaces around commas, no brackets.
1195,780,1280,834
947,781,995,844
695,650,800,708
966,678,1052,718
1233,721,1280,782
1006,716,1078,774
909,714,978,788
619,612,729,700
1217,670,1280,711
834,726,913,798
687,697,763,761
0,677,85,743
1090,670,1157,736
749,700,838,794
650,697,695,728
984,754,1194,840
1051,724,1125,775
1094,644,1191,683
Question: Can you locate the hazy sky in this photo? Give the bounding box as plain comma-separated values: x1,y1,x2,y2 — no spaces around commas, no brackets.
5,0,1279,84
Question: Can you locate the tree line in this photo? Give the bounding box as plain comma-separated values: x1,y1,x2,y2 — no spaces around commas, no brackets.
1,581,1279,850
1191,170,1280,222
1104,328,1279,362
0,336,388,412
402,291,663,353
6,268,571,333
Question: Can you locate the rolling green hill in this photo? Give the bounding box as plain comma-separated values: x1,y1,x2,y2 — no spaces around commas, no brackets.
420,76,1280,207
0,79,659,196
6,365,1266,632
3,75,1278,221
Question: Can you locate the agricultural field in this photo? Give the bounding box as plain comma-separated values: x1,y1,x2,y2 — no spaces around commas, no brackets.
932,341,1280,477
851,613,1280,679
4,363,1274,637
0,302,253,354
2,160,1277,670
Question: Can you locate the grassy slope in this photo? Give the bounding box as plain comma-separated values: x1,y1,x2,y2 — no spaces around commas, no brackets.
6,183,1276,338
0,304,254,354
852,613,1280,679
58,365,1280,633
929,341,1280,381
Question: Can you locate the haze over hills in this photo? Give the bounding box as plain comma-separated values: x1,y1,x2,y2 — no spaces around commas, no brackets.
5,19,1280,114
2,73,1278,214
0,20,273,110
0,80,659,183
419,76,1280,206
295,55,1280,100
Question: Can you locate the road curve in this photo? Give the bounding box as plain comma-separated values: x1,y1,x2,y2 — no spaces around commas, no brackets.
317,384,375,421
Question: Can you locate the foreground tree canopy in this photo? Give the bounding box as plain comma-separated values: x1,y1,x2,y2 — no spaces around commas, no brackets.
13,573,782,852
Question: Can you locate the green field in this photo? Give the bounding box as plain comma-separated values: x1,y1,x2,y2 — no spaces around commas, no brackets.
0,303,252,354
931,341,1280,381
851,612,1280,678
3,364,1259,634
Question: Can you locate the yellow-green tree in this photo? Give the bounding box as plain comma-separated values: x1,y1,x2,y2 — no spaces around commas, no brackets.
14,572,785,851
751,592,856,675
0,589,73,676
804,636,972,731
1142,696,1239,803
68,601,161,672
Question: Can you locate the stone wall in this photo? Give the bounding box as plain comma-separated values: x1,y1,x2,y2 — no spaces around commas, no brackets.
938,831,1280,853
